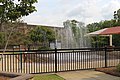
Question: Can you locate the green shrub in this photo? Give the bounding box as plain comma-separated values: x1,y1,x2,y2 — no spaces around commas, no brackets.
38,46,51,50
116,64,120,72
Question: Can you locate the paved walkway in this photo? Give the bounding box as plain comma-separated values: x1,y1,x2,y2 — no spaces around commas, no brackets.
57,70,120,80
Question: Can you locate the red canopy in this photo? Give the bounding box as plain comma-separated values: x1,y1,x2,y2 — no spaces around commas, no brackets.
100,26,120,35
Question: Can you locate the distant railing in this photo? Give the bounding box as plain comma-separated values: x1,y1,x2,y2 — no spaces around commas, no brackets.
0,47,120,74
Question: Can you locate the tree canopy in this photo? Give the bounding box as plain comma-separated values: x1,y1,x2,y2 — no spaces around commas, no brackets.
87,8,120,47
0,0,37,49
0,0,37,31
114,9,120,22
0,0,37,22
29,26,55,44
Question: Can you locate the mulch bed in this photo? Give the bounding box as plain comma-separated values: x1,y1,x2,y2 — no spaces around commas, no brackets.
0,76,11,80
95,67,120,77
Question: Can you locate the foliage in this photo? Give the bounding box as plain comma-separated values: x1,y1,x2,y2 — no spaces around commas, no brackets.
71,20,78,36
33,74,64,80
8,31,31,45
112,34,120,46
0,0,37,50
0,0,37,23
87,17,120,47
38,46,51,50
29,26,55,44
87,19,119,33
116,64,120,72
114,9,120,22
0,0,37,28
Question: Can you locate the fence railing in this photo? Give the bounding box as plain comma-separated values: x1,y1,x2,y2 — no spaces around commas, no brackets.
0,47,120,74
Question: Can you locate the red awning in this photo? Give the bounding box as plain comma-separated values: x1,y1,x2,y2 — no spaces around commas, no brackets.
85,28,109,36
100,26,120,35
86,26,120,47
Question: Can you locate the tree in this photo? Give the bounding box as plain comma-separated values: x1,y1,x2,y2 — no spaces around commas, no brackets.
70,20,78,37
0,0,37,29
8,31,31,46
29,26,55,48
114,9,120,22
0,0,37,52
87,14,120,47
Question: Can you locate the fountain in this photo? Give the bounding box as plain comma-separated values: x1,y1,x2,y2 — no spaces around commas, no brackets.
60,20,91,49
50,20,91,49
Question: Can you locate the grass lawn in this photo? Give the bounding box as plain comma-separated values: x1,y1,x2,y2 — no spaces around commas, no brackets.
33,74,65,80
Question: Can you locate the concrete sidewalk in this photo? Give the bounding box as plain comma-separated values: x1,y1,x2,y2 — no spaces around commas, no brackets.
57,70,120,80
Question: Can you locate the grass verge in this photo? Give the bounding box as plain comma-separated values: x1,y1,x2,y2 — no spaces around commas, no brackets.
33,74,65,80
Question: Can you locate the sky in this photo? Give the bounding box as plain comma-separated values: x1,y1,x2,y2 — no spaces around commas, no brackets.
22,0,120,27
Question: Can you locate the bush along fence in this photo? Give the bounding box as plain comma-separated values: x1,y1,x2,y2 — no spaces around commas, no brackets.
0,47,120,74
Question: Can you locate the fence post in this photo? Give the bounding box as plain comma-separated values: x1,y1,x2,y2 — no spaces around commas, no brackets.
19,45,22,73
20,51,22,73
55,48,57,73
1,54,3,71
105,47,107,68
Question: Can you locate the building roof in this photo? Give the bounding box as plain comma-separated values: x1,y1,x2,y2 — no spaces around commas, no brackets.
100,26,120,35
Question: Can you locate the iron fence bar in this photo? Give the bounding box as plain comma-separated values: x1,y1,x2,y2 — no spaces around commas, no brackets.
79,52,81,69
55,48,57,73
29,54,30,73
1,54,3,71
30,54,32,73
20,52,22,73
7,55,9,72
10,55,11,72
81,52,83,69
35,53,37,73
4,55,5,71
105,47,107,68
15,55,17,73
38,53,40,73
13,54,14,72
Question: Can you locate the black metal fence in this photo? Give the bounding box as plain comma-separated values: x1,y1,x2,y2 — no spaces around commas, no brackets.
0,47,120,74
